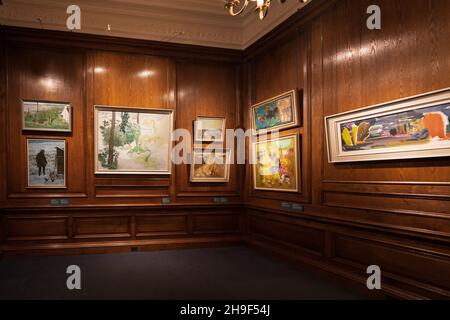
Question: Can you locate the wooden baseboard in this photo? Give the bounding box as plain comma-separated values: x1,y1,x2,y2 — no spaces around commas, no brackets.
1,235,244,257
244,235,432,300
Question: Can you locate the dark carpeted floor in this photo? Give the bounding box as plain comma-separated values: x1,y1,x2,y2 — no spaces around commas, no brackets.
0,246,366,300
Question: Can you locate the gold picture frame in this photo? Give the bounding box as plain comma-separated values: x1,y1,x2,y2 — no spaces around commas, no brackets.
251,90,300,135
252,134,300,192
190,148,231,183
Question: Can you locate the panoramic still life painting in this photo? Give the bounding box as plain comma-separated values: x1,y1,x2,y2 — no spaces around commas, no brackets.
194,116,226,142
27,139,66,188
22,100,72,132
190,149,231,182
253,135,299,192
251,90,299,134
95,106,173,174
326,89,450,163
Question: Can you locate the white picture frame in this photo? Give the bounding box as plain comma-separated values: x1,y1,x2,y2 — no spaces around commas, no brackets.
325,88,450,163
94,106,173,175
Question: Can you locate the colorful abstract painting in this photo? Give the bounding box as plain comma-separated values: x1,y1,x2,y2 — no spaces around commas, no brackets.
27,139,66,188
190,149,231,182
252,90,299,133
326,89,450,162
253,135,299,192
22,101,71,132
95,107,173,174
339,104,450,153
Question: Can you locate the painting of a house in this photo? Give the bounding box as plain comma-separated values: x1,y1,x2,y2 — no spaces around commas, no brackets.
22,101,72,132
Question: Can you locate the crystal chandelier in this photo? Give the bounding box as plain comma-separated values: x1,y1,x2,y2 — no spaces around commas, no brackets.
225,0,309,20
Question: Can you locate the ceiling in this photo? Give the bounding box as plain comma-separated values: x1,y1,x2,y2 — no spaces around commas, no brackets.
0,0,310,49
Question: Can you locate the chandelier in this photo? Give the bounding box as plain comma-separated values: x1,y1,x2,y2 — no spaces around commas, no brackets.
225,0,309,20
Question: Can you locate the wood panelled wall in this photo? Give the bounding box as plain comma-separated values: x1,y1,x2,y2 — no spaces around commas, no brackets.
244,0,450,299
0,29,243,255
1,0,450,300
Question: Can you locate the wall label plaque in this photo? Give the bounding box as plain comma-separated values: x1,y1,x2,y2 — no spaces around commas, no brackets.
281,202,303,212
213,197,229,204
50,199,70,206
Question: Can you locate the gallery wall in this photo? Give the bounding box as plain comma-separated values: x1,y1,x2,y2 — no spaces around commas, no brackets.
243,0,450,298
0,29,243,255
1,0,450,299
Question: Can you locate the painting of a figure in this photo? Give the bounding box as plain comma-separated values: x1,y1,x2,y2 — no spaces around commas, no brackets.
27,139,66,188
22,101,72,132
95,106,173,174
252,90,299,133
190,149,231,182
339,104,450,152
253,135,299,192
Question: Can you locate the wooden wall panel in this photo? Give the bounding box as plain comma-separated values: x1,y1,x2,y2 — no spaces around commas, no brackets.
247,213,325,255
245,0,450,240
0,28,244,257
244,30,311,205
6,217,68,241
1,35,242,208
322,0,450,185
5,46,87,201
192,213,241,234
246,209,450,299
313,0,450,235
176,61,240,198
90,51,175,202
2,0,450,299
73,216,131,239
136,214,188,237
332,234,450,291
243,0,450,298
93,51,173,109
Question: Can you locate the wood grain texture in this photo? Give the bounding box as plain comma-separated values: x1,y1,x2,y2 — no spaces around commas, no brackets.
2,0,450,299
0,28,244,256
175,61,241,198
243,0,450,299
244,29,311,204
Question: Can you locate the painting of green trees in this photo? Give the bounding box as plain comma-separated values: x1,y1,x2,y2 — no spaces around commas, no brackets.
95,107,172,174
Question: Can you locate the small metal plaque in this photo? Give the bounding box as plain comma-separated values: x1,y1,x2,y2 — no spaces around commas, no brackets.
50,199,70,206
291,204,304,212
213,197,229,204
281,202,292,210
281,202,303,212
60,199,70,205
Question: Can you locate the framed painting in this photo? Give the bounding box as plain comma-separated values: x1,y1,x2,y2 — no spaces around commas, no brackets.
325,88,450,163
251,90,299,134
94,106,173,175
22,100,72,132
190,148,231,183
252,134,300,192
27,138,67,188
193,116,226,143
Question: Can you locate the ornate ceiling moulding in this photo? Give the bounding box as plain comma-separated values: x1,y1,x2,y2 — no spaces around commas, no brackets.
0,0,312,49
